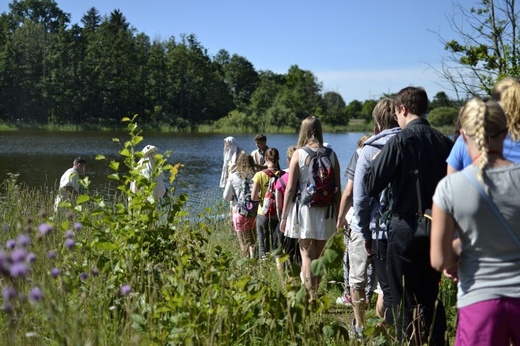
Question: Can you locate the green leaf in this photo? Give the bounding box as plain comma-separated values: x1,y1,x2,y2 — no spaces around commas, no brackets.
77,194,90,204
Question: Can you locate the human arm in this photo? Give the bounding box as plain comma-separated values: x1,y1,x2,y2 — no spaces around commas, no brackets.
332,151,342,219
352,146,375,241
430,203,459,272
336,179,353,229
363,140,399,197
223,178,234,201
280,150,300,232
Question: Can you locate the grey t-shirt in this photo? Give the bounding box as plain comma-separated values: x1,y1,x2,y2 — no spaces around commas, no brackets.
433,164,520,308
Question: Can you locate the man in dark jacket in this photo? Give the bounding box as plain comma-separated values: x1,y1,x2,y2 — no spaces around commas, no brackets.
364,87,453,345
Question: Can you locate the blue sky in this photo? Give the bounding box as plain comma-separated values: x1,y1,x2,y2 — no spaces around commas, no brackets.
1,0,469,103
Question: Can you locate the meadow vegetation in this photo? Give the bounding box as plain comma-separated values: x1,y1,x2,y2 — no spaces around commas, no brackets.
0,117,457,345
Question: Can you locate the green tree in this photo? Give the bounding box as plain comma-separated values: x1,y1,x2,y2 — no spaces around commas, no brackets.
218,53,259,110
427,106,459,127
360,99,378,123
344,100,363,123
7,0,70,33
441,0,520,97
248,70,285,120
430,91,453,110
322,91,348,126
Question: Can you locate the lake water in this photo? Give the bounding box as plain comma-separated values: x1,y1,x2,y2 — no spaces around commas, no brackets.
0,130,366,199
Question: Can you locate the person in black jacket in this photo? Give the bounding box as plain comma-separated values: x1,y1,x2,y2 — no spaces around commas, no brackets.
364,87,452,346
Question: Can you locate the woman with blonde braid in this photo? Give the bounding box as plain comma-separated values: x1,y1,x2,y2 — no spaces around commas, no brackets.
431,98,520,346
446,77,520,174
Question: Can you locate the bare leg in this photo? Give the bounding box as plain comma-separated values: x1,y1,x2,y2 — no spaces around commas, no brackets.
299,238,327,299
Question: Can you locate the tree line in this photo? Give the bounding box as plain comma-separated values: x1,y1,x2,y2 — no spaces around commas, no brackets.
5,0,507,131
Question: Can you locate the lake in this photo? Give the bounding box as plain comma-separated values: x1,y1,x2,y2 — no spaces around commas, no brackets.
0,130,366,200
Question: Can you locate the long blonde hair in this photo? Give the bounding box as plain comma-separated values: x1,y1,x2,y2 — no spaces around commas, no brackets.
459,97,507,180
492,77,520,141
296,116,324,148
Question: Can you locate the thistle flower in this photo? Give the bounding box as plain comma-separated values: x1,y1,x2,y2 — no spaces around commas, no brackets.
47,250,56,260
2,287,17,300
10,248,27,263
29,287,42,302
26,253,36,263
64,230,75,239
6,240,15,250
73,222,83,231
79,272,88,281
16,234,30,248
51,268,60,278
38,223,53,236
120,284,132,296
9,262,28,278
65,238,76,250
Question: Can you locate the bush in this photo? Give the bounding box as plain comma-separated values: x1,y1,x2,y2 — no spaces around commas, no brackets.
427,107,459,127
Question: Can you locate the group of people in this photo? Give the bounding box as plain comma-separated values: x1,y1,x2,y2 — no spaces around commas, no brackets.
55,144,167,213
221,80,520,346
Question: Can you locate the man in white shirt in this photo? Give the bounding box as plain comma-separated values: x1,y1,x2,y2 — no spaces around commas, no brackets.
54,157,87,212
251,133,268,171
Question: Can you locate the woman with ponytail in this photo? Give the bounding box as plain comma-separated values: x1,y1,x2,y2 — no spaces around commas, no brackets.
431,98,520,346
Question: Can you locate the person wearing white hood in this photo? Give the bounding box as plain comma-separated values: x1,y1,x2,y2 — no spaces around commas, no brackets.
220,137,245,188
130,145,167,200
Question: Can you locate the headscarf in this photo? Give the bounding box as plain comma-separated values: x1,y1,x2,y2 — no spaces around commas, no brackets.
130,144,167,200
220,137,241,188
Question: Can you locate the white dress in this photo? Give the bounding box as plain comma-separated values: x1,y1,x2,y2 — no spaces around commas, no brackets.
285,147,337,240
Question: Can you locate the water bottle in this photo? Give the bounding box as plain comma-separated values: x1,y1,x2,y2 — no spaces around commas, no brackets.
303,184,316,205
306,184,316,196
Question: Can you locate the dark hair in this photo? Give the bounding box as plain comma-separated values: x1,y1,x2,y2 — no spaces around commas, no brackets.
265,148,280,164
394,87,429,117
74,157,87,165
254,133,267,142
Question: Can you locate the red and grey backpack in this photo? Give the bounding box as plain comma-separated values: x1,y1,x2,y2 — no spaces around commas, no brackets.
300,146,336,207
261,169,285,217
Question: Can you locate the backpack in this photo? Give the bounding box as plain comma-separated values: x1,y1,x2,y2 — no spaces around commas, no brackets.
300,147,336,207
261,169,284,217
235,176,258,217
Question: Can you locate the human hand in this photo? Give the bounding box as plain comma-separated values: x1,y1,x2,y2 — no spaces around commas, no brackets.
280,218,287,233
336,217,347,229
364,238,373,256
443,263,459,282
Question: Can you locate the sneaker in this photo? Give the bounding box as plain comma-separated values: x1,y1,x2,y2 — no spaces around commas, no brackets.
349,319,364,341
335,294,353,306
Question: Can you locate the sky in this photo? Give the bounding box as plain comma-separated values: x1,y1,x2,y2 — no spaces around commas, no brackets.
1,0,470,103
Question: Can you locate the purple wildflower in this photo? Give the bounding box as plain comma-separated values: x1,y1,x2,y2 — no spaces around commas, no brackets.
10,248,27,263
38,223,53,236
9,262,28,278
120,284,132,296
47,250,56,260
6,239,15,250
64,230,75,239
2,287,17,300
51,268,60,278
73,222,82,231
79,272,88,281
16,234,30,248
29,287,43,303
26,252,36,263
64,238,76,250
